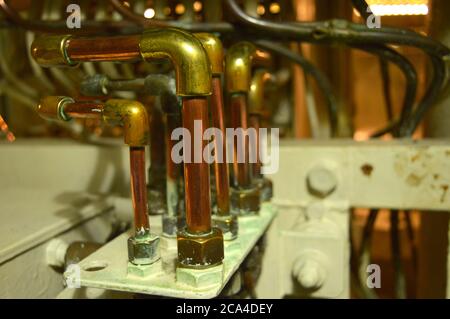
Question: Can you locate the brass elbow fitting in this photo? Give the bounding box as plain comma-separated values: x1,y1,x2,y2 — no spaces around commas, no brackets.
102,99,149,147
139,28,212,97
248,69,275,115
37,97,149,147
225,42,272,94
31,35,77,67
37,96,74,121
194,33,224,76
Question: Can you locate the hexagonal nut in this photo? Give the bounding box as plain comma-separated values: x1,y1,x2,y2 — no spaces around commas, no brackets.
230,186,261,216
256,178,273,202
127,234,160,266
212,214,238,241
177,228,224,268
176,263,223,289
306,166,337,198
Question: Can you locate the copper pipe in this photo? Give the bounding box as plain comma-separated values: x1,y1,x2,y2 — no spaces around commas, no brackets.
248,114,262,179
230,94,252,188
166,112,182,218
182,97,212,234
37,97,151,237
130,146,150,235
211,77,231,215
66,36,141,62
64,102,104,119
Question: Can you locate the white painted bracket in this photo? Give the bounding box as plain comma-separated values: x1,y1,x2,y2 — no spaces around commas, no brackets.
71,203,277,298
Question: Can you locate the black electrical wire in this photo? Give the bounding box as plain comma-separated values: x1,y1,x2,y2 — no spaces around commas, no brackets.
224,0,448,137
254,40,339,137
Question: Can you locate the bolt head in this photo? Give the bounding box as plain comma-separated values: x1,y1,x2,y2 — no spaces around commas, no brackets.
307,167,337,198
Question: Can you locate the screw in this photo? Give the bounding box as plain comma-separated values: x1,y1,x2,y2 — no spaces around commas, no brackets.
307,166,337,198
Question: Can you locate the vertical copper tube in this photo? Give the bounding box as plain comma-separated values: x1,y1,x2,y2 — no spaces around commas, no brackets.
210,77,231,215
230,94,252,188
182,97,211,234
166,113,182,217
248,113,262,179
130,146,150,236
146,99,166,188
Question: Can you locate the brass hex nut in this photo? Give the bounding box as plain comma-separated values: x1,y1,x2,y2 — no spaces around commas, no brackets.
257,178,273,202
212,214,238,241
230,186,261,216
177,228,224,269
127,234,160,266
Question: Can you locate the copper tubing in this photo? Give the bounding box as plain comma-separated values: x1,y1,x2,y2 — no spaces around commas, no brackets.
182,97,212,234
210,77,231,215
130,146,150,235
66,36,141,62
230,94,252,188
64,102,104,119
165,113,182,218
248,114,262,180
37,97,151,237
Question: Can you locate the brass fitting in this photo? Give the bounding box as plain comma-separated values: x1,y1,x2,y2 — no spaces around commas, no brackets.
225,42,272,94
194,33,224,76
177,228,224,268
256,177,273,202
225,42,257,94
248,69,276,115
127,233,160,266
212,214,238,241
230,186,261,216
37,96,74,121
31,35,77,67
37,97,149,147
102,99,149,147
139,28,212,97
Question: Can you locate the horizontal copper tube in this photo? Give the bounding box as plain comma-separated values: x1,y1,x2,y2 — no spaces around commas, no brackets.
230,94,251,188
210,77,231,215
64,102,104,119
130,146,150,235
66,35,141,62
248,114,262,179
182,97,212,234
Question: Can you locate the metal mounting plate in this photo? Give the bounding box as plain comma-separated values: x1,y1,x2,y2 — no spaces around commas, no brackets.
72,203,276,298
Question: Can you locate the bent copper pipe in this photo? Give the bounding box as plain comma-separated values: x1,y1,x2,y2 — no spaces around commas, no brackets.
37,96,150,236
225,42,270,189
32,28,215,249
194,33,231,216
248,69,276,179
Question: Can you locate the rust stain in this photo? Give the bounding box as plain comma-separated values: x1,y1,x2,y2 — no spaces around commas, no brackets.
411,154,420,162
440,185,449,203
361,164,373,177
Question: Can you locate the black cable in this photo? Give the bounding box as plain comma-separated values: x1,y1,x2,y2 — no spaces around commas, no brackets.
254,40,339,137
224,0,448,137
